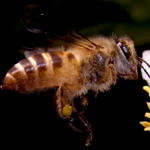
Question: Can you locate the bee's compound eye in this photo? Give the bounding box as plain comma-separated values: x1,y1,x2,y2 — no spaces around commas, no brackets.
117,42,130,59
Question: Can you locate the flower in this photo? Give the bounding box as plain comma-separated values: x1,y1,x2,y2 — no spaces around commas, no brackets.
140,86,150,131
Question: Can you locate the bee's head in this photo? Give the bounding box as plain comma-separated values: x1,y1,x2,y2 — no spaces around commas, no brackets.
114,36,138,80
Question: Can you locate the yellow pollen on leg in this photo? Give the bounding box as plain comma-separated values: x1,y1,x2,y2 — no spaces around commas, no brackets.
62,105,72,118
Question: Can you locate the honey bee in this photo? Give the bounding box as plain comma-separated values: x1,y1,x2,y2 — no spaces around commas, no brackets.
1,31,150,146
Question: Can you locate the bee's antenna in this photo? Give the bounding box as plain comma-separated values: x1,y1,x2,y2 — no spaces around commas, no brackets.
138,57,150,68
138,57,150,78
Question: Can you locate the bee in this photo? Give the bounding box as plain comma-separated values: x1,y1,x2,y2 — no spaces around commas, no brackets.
1,31,150,146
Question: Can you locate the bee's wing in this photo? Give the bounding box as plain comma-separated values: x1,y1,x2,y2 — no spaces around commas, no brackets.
20,47,47,58
69,31,103,49
48,31,103,51
21,31,104,58
25,27,103,50
21,46,64,58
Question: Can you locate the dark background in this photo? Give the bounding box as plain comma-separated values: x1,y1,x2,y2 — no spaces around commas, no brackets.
0,0,150,149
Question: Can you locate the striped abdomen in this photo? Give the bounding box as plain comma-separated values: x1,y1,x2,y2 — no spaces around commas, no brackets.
2,51,79,93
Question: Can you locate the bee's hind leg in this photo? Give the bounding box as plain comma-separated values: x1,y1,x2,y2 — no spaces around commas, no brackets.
69,112,92,147
54,86,92,146
54,86,73,119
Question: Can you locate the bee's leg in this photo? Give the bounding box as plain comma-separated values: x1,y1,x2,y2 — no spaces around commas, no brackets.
69,112,92,147
55,86,92,146
80,96,88,113
74,96,88,114
55,86,73,119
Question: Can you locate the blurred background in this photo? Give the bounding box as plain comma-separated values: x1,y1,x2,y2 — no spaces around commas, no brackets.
0,0,150,149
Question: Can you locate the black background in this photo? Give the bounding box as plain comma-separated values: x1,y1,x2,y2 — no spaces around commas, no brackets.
0,0,150,149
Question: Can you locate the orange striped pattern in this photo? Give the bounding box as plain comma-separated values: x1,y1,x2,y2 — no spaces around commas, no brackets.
2,51,79,93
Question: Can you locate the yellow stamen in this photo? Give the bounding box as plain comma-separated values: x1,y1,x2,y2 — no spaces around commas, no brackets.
141,85,150,131
140,121,150,128
143,86,150,96
144,127,150,131
145,113,150,119
147,102,150,110
62,105,72,118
